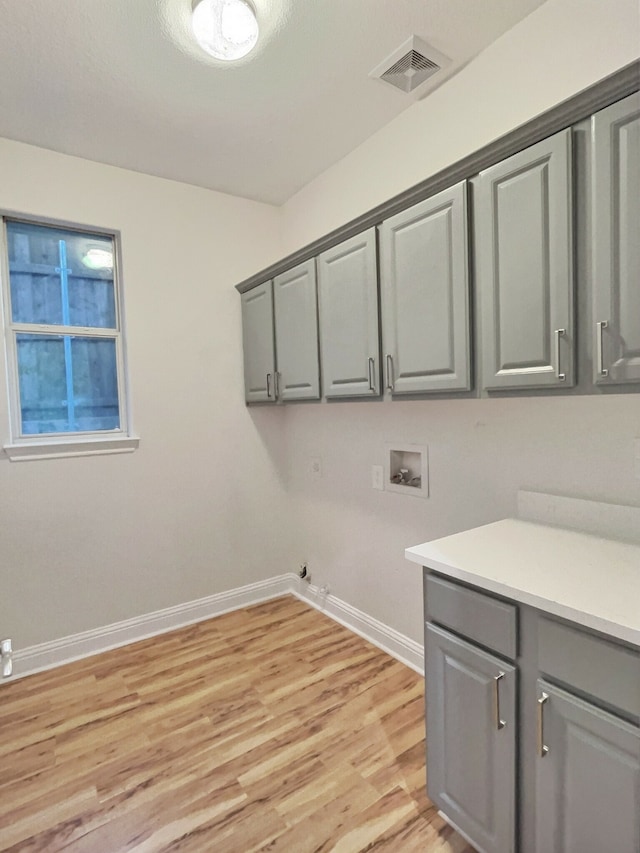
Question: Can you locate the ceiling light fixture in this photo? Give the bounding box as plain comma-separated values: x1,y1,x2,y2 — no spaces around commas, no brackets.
191,0,259,61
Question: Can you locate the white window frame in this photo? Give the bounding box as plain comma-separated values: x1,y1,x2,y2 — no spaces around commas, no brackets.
0,212,138,461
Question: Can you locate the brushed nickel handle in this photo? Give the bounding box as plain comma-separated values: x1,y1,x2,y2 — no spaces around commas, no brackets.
596,320,609,377
385,354,394,391
537,692,549,757
555,329,566,381
493,672,506,730
274,371,280,399
266,373,272,398
368,357,376,392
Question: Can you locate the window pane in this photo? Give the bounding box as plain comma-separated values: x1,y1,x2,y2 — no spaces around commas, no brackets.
16,334,120,434
7,221,116,328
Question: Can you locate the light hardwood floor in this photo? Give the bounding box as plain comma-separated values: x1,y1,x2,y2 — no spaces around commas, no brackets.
0,596,475,852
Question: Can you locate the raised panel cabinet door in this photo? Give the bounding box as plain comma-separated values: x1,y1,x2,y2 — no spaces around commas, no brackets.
380,181,471,394
535,680,640,853
475,129,574,389
317,229,380,397
241,281,276,403
426,623,516,853
592,92,640,384
273,259,320,401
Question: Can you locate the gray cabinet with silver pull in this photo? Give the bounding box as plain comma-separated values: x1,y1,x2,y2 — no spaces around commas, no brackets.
474,129,575,390
273,260,320,401
238,80,640,403
423,568,640,853
241,261,320,404
591,92,640,385
241,281,276,403
426,623,517,853
535,680,640,853
317,228,380,398
379,182,471,394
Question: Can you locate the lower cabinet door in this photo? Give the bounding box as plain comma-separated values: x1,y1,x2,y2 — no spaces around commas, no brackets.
535,680,640,853
426,623,516,853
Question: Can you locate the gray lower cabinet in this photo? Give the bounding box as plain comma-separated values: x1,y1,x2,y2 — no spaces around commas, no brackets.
535,679,640,853
317,228,380,398
241,281,276,403
426,623,516,853
591,92,640,385
423,569,640,853
379,182,471,394
273,260,320,401
475,129,575,390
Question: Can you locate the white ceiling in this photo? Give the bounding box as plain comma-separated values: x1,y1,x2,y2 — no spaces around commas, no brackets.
0,0,547,205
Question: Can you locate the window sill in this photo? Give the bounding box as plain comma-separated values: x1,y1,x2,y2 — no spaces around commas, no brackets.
3,435,140,462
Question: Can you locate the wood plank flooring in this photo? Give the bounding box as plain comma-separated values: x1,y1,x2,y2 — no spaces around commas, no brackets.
0,596,475,852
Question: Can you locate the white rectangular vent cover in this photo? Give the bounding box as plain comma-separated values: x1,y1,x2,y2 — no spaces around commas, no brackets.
370,36,450,94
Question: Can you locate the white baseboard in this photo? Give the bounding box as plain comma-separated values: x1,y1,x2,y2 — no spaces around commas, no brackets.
291,577,424,674
7,573,424,682
11,574,292,681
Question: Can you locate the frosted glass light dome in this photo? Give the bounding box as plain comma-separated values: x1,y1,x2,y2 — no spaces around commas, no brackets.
191,0,259,61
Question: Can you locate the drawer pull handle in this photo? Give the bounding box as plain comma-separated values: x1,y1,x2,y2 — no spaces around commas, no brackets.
493,672,506,730
368,357,376,392
596,320,609,377
555,329,566,381
385,354,395,391
537,692,549,757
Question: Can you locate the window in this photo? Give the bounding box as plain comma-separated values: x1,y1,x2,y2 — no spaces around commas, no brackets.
1,216,137,460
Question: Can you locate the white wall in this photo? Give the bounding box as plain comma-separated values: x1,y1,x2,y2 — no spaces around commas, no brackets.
0,139,289,649
278,0,640,644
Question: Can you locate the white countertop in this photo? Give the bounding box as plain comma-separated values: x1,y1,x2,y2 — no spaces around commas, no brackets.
405,519,640,647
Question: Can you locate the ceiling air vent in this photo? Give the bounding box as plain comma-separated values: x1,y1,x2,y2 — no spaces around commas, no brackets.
370,36,450,94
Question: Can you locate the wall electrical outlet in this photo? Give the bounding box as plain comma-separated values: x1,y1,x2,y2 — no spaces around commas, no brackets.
1,638,13,678
372,465,384,490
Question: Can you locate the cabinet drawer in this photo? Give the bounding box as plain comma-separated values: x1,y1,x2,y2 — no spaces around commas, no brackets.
425,573,517,659
538,617,640,719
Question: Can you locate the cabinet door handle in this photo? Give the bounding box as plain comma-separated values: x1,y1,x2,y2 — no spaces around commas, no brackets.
266,373,272,398
493,672,506,730
274,371,280,399
385,354,395,391
596,320,609,377
368,357,376,392
554,329,566,382
537,692,549,757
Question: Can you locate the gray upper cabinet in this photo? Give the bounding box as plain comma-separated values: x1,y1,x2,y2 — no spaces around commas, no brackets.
379,182,471,394
241,281,276,403
426,623,517,853
273,260,320,401
475,129,575,390
535,679,640,853
591,92,640,385
317,229,380,398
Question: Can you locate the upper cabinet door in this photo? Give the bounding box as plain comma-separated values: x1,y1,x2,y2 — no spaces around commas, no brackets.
535,680,640,853
379,182,471,394
317,229,380,398
241,281,276,403
273,260,320,401
475,129,574,390
592,92,640,385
